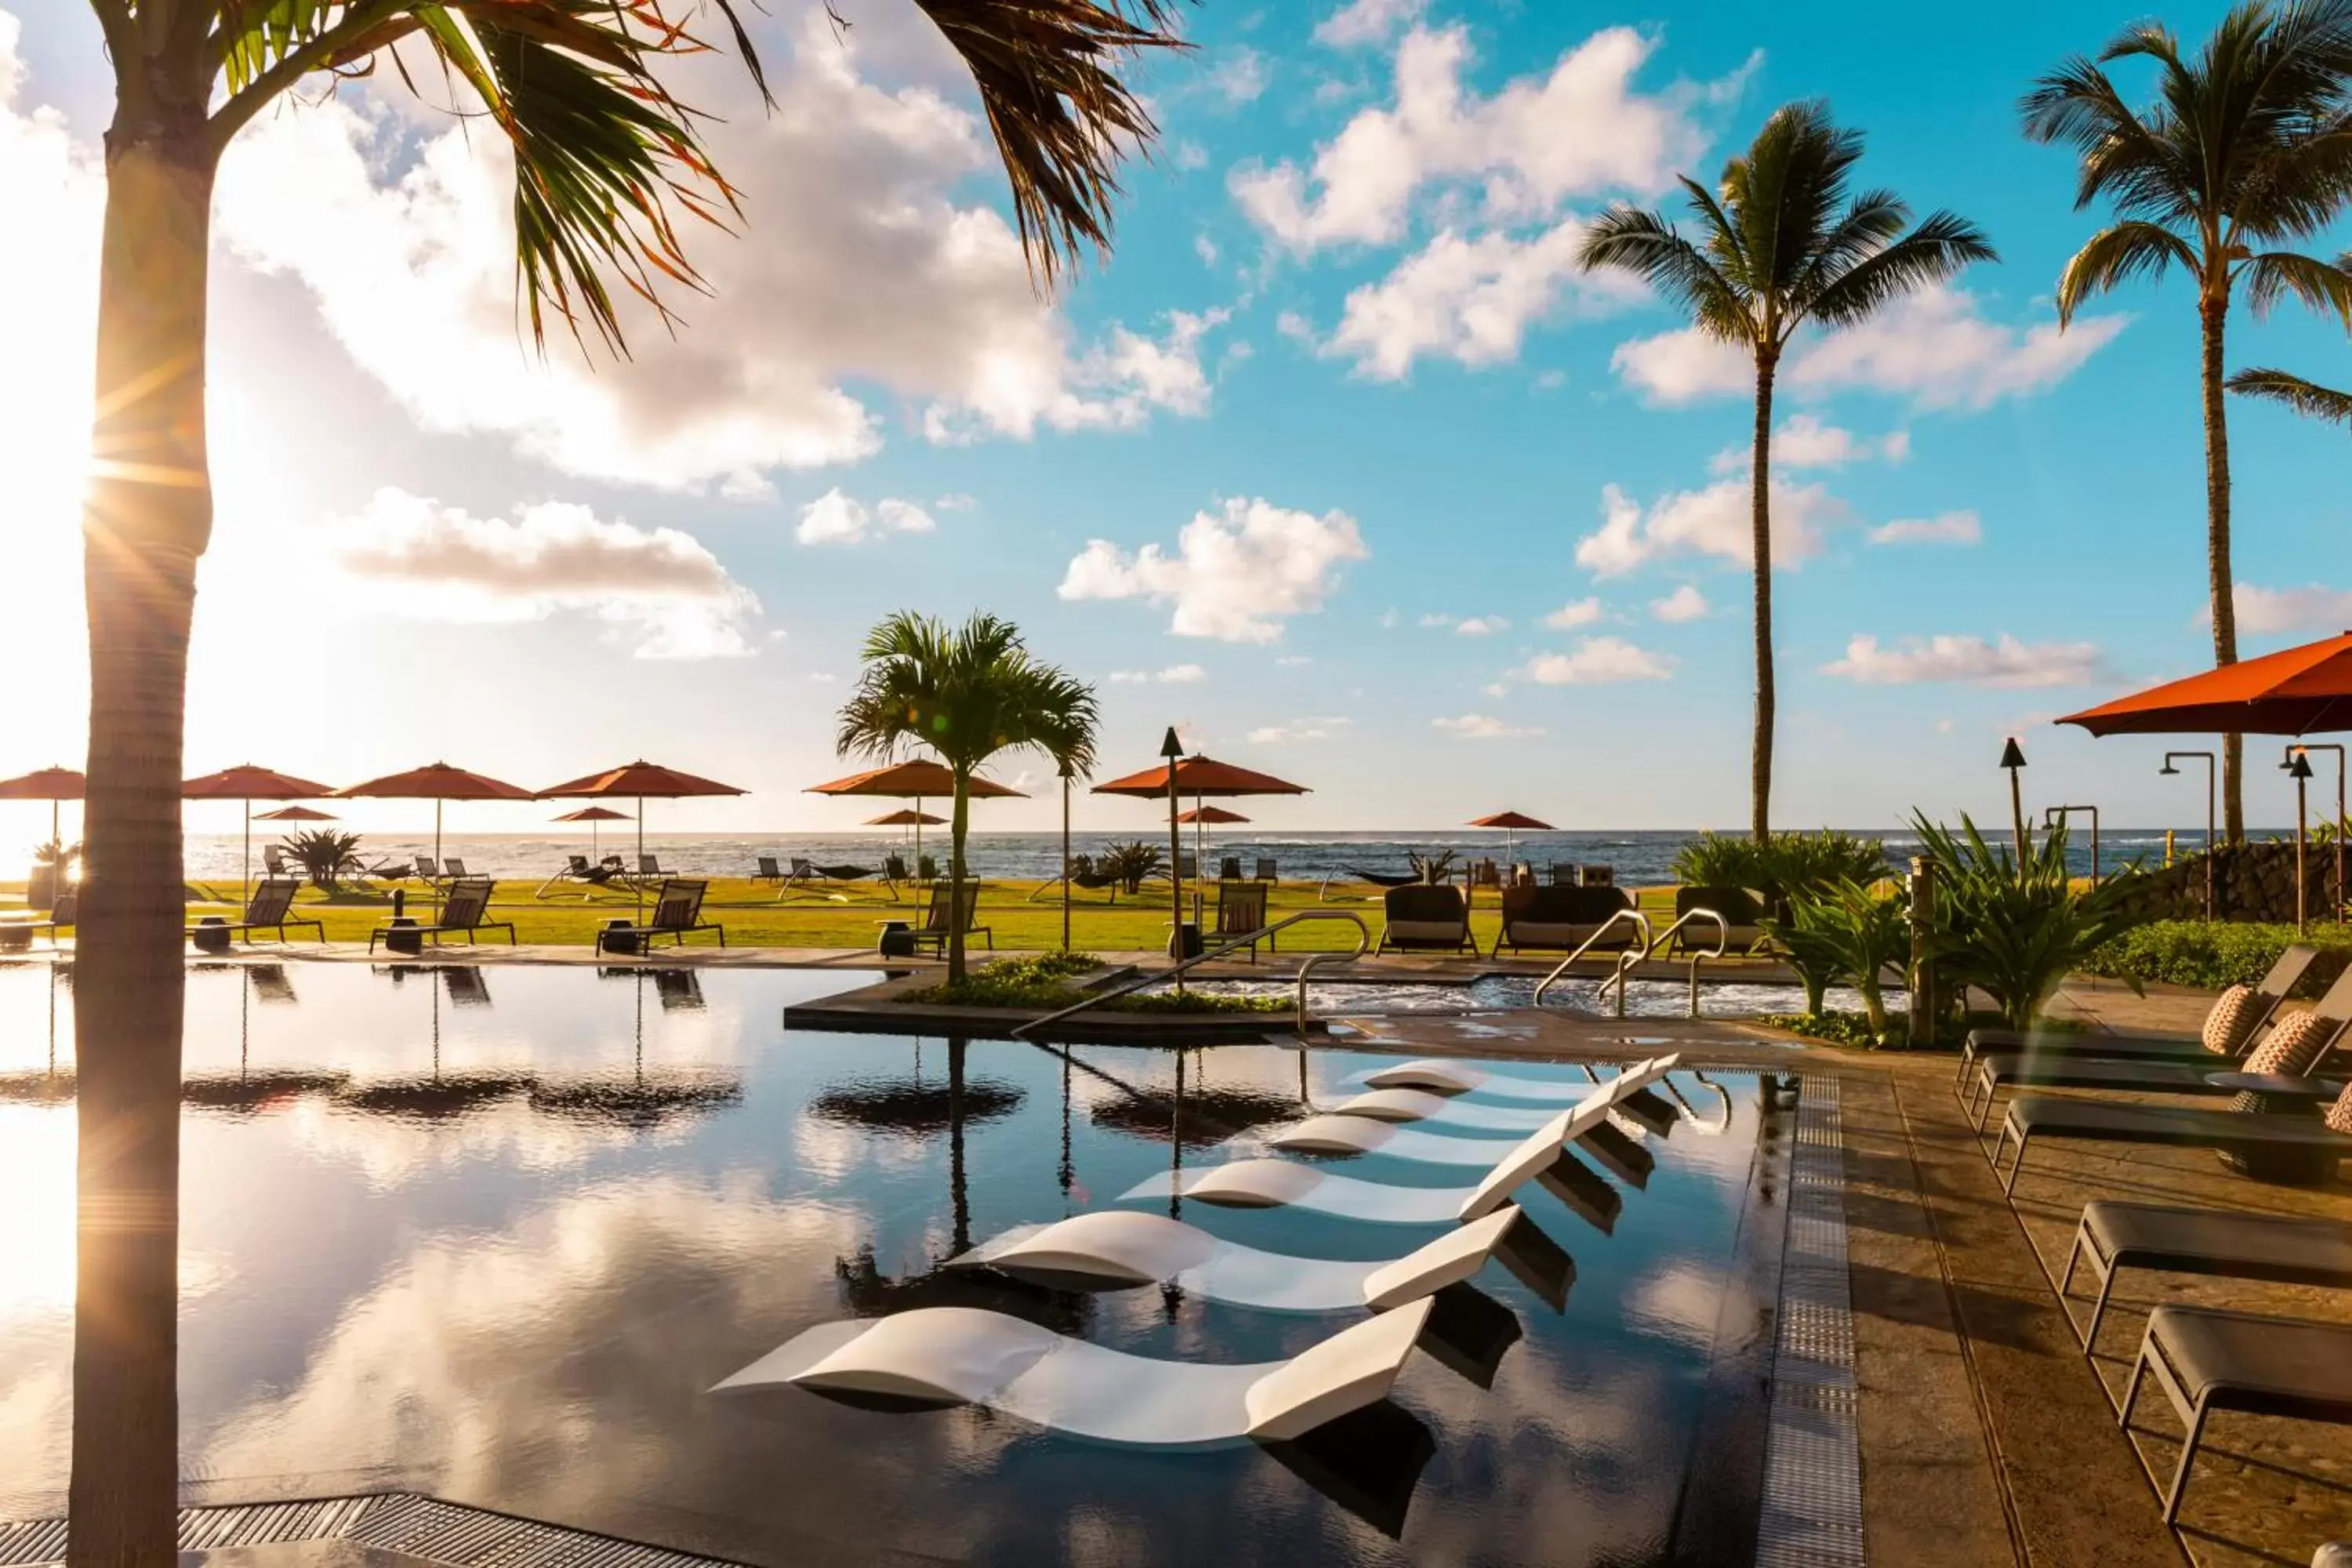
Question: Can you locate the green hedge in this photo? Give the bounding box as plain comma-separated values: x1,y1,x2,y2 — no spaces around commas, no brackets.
2082,920,2352,992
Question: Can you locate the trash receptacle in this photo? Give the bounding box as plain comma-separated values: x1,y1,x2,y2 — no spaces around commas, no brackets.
601,919,642,956
191,916,231,954
381,916,422,956
877,921,916,959
1168,921,1202,960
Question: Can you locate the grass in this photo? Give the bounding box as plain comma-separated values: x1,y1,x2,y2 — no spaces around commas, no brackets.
8,875,1690,952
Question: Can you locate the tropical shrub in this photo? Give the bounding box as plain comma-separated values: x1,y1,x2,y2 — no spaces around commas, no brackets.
1673,829,1887,902
2083,920,2352,993
33,838,82,866
900,951,1285,1014
1099,840,1163,894
280,829,363,891
1409,848,1458,886
1758,899,1848,1017
1912,813,2143,1031
1777,877,1912,1036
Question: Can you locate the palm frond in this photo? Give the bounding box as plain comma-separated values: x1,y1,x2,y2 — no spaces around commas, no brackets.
1577,205,1753,344
2241,248,2352,321
1803,209,1997,328
2053,220,2199,321
2227,365,2352,425
909,0,1189,292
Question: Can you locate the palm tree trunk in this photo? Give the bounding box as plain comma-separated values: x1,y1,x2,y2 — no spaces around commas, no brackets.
946,771,970,982
1749,350,1778,846
71,122,217,1568
2199,293,2243,844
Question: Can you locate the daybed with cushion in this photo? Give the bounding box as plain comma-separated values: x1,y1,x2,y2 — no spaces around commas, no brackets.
1376,884,1475,955
1669,885,1766,953
1490,884,1637,956
1960,943,2320,1083
1993,1079,2352,1194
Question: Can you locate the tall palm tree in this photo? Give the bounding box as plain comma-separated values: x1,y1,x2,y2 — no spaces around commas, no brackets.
1578,103,1994,844
72,5,1176,1563
837,612,1100,981
2230,363,2352,427
2023,2,2352,843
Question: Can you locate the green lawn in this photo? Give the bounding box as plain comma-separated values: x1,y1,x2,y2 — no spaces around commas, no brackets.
11,876,1684,952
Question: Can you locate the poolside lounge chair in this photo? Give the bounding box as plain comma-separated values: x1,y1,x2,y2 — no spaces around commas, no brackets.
187,878,324,947
1491,884,1638,956
1255,857,1278,882
1962,945,2321,1080
366,877,515,953
413,855,442,886
1672,886,1766,953
1208,879,1272,960
262,844,295,880
535,854,615,899
593,878,725,954
1991,1080,2352,1194
753,855,786,886
1962,969,2352,1131
908,881,989,956
2122,1305,2352,1523
1376,884,1475,955
2,888,75,948
2060,1200,2352,1355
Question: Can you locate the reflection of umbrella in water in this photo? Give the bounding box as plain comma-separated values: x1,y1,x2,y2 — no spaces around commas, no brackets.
336,964,528,1121
528,966,741,1127
2,964,348,1109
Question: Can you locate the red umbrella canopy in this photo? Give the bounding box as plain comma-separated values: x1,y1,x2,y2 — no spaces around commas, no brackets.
1177,805,1252,825
2060,631,2352,737
1468,810,1553,830
256,805,338,822
183,764,335,800
866,808,948,826
552,806,632,823
539,759,746,800
808,760,1026,800
1092,756,1310,799
0,767,85,800
336,763,535,800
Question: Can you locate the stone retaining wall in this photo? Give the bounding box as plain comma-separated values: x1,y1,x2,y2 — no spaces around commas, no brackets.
2112,837,2344,924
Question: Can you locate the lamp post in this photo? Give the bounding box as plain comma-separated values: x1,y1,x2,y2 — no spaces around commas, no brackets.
2286,751,2315,932
2285,743,2347,924
1161,728,1187,986
2043,804,2101,885
2160,751,2217,921
1058,757,1074,955
1999,738,2028,869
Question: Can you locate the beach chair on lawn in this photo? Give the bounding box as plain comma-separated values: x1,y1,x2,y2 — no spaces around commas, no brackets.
262,844,296,880
595,878,726,954
1255,857,1278,883
753,855,787,887
1206,880,1272,961
413,855,443,887
1174,851,1200,882
366,877,515,953
1375,884,1475,955
442,858,470,878
909,881,990,957
1218,855,1243,882
189,878,325,947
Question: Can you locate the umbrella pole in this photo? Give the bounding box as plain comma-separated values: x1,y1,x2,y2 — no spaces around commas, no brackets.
1060,772,1072,954
914,796,924,880
243,797,252,900
1169,774,1184,989
637,797,647,922
434,798,445,916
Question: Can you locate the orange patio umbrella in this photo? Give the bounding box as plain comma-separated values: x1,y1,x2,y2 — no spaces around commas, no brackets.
539,760,746,916
184,764,336,893
1174,804,1250,869
2058,631,2352,737
1095,750,1309,949
336,763,535,887
551,804,630,860
0,766,85,849
256,805,339,822
808,759,1025,875
1467,809,1553,864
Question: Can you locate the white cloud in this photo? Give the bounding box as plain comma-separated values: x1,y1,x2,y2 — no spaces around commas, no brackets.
1870,510,1981,546
794,488,937,546
1108,664,1208,684
1194,234,1220,267
1172,140,1210,172
2222,583,2352,634
1322,220,1648,378
327,488,760,659
1059,497,1367,643
1515,636,1675,684
1709,414,1907,474
1612,289,2129,410
209,13,1225,495
1276,654,1313,666
1455,615,1508,636
1576,479,1840,576
1821,633,2108,688
1433,713,1542,739
1208,46,1271,107
1315,0,1428,48
1545,597,1604,629
1249,716,1351,742
1232,26,1750,254
934,492,978,511
1651,584,1708,622
1276,310,1316,343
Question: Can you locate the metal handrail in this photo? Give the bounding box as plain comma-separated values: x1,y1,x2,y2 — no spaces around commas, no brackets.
1643,908,1729,1018
1011,909,1371,1039
1531,909,1652,1010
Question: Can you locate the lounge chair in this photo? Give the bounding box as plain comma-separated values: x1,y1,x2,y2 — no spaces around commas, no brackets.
1376,884,1475,955
1671,885,1766,953
1962,968,2352,1132
442,857,470,878
594,878,726,954
1218,855,1243,882
1469,858,1501,888
883,853,910,889
187,878,324,947
2,888,76,948
2060,1200,2352,1355
908,881,989,956
1548,863,1575,886
1255,856,1278,883
535,853,621,900
366,877,515,953
262,844,296,880
1960,944,2321,1083
1991,1080,2352,1194
1207,879,1272,960
2122,1306,2352,1523
1030,854,1112,902
1490,884,1637,956
413,855,442,886
1175,851,1200,881
753,855,786,886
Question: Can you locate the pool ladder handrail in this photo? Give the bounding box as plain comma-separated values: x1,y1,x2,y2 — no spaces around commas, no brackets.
1645,908,1731,1018
1531,909,1652,1011
1010,909,1372,1039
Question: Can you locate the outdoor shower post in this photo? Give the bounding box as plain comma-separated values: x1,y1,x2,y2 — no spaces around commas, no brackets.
1907,856,1937,1049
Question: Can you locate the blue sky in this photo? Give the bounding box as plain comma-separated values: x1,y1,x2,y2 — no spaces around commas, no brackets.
5,0,2348,844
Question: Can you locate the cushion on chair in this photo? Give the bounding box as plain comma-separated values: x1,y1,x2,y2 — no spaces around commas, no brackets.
2202,984,2260,1056
2243,1011,2336,1077
2327,1083,2352,1136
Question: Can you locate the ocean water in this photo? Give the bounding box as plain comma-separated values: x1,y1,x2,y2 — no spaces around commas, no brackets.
169,826,2195,884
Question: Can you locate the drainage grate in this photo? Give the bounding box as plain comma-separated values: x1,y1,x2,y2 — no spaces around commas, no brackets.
1755,1075,1866,1568
0,1495,754,1568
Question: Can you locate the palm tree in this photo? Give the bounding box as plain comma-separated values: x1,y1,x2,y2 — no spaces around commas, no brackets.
72,5,1176,1563
2023,2,2352,843
2230,363,2352,428
837,612,1100,981
1578,103,1994,844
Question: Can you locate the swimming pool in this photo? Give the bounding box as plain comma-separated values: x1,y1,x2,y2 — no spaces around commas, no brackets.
0,960,1798,1566
1196,972,1893,1019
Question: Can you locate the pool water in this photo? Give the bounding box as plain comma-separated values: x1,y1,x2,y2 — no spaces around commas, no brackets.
0,960,1795,1566
1197,972,1895,1019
